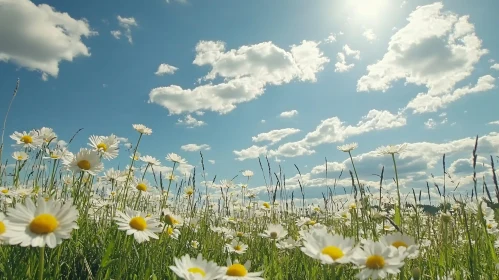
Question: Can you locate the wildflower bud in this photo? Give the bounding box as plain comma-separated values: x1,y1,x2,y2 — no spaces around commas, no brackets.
411,267,421,280
441,213,452,223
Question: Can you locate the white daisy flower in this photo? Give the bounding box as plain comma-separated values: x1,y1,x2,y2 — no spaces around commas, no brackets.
114,209,161,243
301,226,355,265
132,124,152,135
169,254,224,280
88,135,120,160
276,237,300,250
379,233,419,259
259,223,287,241
351,240,405,279
3,197,79,248
10,130,43,149
337,142,358,152
162,208,183,227
242,170,254,177
376,144,407,155
225,239,248,255
164,225,181,239
220,258,263,280
166,153,187,164
38,127,57,143
12,151,28,161
0,212,10,243
64,148,104,176
140,155,161,166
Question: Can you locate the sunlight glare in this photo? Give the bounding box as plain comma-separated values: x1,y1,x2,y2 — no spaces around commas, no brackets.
346,0,391,22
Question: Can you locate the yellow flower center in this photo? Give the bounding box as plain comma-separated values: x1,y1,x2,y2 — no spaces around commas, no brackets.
366,255,385,270
307,220,316,226
487,223,493,229
20,135,33,144
392,241,408,248
188,267,206,277
50,153,60,159
29,214,59,234
136,183,147,192
237,232,244,237
1,189,8,194
97,143,108,152
0,221,5,234
111,191,116,196
186,189,194,196
226,263,247,276
17,156,23,160
321,246,344,260
165,215,178,225
349,203,357,209
270,232,278,239
384,225,392,230
167,227,174,235
263,202,270,209
234,245,242,251
129,216,147,231
77,160,91,170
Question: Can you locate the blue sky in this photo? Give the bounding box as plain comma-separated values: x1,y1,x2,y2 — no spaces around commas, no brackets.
1,0,499,203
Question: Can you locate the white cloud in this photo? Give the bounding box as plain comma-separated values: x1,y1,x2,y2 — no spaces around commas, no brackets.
334,52,354,73
233,145,268,161
335,45,360,73
363,29,377,42
235,109,406,160
149,40,329,115
176,114,206,128
111,30,121,39
261,120,266,123
155,63,178,76
252,128,300,145
488,121,499,125
279,110,298,118
424,118,437,129
166,0,187,3
0,0,96,79
406,75,495,113
343,45,360,60
357,3,489,114
441,118,448,124
491,63,499,70
311,162,345,174
208,160,215,164
116,16,138,44
439,112,447,117
181,144,211,152
325,34,336,43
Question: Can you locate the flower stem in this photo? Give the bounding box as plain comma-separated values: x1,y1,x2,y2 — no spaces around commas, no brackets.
38,246,45,280
391,154,402,228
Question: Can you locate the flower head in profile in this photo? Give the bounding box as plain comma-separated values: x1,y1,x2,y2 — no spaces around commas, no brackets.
12,151,28,161
140,155,161,166
4,197,79,248
376,144,407,155
132,124,152,135
169,254,224,280
64,148,104,176
337,143,358,152
220,257,264,280
114,208,161,243
10,130,43,149
242,170,254,178
166,153,187,164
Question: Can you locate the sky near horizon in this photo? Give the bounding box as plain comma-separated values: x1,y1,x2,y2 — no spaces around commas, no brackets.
1,0,499,204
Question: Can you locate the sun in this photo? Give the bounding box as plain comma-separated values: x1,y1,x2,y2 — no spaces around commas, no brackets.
346,0,391,22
